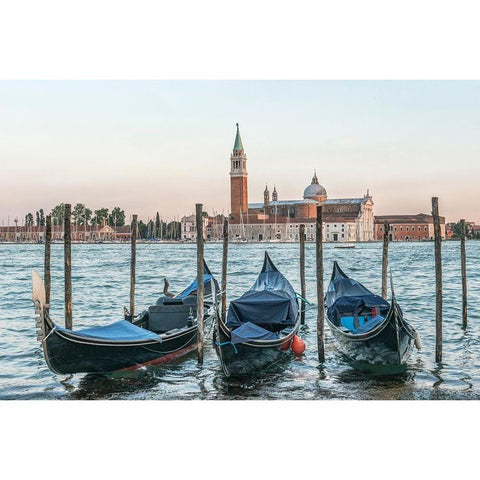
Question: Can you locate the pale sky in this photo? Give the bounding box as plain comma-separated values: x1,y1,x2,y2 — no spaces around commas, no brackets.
1,80,479,224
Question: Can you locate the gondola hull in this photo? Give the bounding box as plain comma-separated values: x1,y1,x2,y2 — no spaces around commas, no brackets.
214,252,301,377
214,318,298,377
31,268,218,375
325,261,419,369
42,322,200,374
327,314,414,366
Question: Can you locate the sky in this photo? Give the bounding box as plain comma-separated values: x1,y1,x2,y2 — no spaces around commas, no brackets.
1,80,479,224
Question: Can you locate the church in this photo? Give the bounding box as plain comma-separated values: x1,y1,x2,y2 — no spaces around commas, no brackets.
229,124,375,242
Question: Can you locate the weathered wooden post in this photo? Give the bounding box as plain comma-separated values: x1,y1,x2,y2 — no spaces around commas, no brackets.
460,218,467,329
221,217,228,323
432,197,442,362
130,214,138,318
64,203,72,329
44,215,52,310
316,206,325,362
299,223,306,325
196,204,205,364
381,221,389,299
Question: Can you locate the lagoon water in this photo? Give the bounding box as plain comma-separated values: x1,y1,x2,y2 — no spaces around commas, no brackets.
1,241,480,400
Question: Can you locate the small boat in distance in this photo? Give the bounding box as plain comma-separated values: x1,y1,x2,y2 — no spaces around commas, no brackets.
31,262,219,375
334,243,355,249
214,252,302,377
325,262,420,368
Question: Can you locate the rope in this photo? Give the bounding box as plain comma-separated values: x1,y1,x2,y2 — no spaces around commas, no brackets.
215,340,238,354
295,292,313,305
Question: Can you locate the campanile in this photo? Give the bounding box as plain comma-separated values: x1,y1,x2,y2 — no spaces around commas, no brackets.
230,123,248,218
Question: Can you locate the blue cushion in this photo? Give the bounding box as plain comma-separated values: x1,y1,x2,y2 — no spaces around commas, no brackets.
352,315,384,334
340,316,355,331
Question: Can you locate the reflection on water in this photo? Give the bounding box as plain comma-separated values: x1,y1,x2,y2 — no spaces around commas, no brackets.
1,241,480,400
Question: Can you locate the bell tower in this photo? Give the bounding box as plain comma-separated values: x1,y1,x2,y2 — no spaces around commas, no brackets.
264,185,270,206
230,123,248,218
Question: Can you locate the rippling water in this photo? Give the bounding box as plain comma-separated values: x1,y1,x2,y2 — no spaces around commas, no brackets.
1,241,479,400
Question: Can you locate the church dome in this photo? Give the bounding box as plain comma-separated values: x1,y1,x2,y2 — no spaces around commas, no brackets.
303,171,327,200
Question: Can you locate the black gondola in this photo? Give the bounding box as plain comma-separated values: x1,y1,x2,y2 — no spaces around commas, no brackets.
31,262,219,375
325,261,420,367
214,252,301,377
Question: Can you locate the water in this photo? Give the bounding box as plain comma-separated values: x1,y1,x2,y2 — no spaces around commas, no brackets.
1,241,479,400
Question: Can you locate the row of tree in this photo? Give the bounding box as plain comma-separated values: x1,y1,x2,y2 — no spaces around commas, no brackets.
448,221,480,239
23,205,182,240
24,204,127,227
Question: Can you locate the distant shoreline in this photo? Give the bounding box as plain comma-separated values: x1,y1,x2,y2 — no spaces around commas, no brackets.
0,239,468,246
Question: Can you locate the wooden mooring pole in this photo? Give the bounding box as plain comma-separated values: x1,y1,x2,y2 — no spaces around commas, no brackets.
460,218,467,330
381,221,389,299
130,214,138,318
45,214,52,310
221,218,228,323
316,206,325,362
64,203,72,329
196,204,205,364
432,197,442,362
299,224,306,325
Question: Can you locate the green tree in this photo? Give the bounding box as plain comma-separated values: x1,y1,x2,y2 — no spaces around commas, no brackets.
91,208,109,226
25,213,34,228
155,212,160,239
72,204,93,226
39,209,45,226
72,203,86,225
146,220,155,239
137,220,147,239
51,203,65,226
166,220,181,240
108,207,126,227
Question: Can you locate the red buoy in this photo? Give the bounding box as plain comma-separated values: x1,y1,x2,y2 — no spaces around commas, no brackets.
291,335,306,356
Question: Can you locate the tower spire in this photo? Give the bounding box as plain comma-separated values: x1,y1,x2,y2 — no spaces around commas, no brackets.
233,123,244,153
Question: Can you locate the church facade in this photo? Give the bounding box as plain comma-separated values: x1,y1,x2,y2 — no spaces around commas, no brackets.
228,124,375,242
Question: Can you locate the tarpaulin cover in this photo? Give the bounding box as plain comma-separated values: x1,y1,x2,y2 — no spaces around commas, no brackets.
56,320,161,342
326,262,390,322
176,274,213,299
226,252,298,329
176,260,219,300
231,322,279,344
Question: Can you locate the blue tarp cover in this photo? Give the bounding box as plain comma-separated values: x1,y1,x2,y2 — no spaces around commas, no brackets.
326,262,390,322
226,252,298,330
56,320,161,342
177,274,213,299
231,322,279,344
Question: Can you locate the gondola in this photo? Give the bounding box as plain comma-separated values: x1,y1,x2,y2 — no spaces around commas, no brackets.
325,261,421,367
31,262,219,375
214,252,302,377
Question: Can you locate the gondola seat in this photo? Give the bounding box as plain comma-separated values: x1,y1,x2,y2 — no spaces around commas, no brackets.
352,315,384,334
340,315,368,331
148,295,197,333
